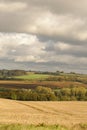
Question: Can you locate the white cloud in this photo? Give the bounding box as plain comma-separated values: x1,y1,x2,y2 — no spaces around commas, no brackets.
24,12,86,41
0,2,27,12
0,33,46,62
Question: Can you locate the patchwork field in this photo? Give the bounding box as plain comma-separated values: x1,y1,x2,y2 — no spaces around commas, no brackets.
0,98,87,129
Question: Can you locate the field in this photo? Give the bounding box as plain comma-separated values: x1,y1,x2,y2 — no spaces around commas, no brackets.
0,73,87,129
0,80,86,89
0,99,87,130
14,74,49,80
0,72,87,89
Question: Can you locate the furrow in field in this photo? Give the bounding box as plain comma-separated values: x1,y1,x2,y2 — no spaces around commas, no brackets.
16,101,59,116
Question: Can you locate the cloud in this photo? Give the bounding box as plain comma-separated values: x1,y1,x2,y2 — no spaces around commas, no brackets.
0,0,87,43
0,33,87,73
54,42,71,51
0,0,87,73
28,0,87,16
0,33,87,65
0,33,46,63
22,12,86,41
0,2,27,12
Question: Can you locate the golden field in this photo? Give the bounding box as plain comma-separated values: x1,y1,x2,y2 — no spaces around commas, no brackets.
0,98,87,128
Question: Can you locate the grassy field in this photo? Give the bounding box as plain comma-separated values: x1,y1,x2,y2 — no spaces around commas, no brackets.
0,98,87,130
14,74,49,80
14,73,87,83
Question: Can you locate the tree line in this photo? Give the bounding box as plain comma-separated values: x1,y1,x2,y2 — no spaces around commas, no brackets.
0,86,87,101
0,69,27,79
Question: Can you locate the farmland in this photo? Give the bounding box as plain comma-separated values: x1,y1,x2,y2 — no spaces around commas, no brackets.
14,73,49,80
0,72,87,89
0,72,87,101
0,80,86,89
0,72,87,129
0,99,87,130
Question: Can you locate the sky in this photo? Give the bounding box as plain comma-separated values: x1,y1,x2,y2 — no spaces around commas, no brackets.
0,0,87,73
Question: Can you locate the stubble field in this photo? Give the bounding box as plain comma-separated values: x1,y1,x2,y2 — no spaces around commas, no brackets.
0,98,87,130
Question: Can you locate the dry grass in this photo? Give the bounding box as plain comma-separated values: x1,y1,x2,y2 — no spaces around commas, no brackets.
0,98,87,128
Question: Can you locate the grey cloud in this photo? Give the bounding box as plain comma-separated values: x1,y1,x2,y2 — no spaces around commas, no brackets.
0,33,87,68
0,0,87,44
26,0,87,17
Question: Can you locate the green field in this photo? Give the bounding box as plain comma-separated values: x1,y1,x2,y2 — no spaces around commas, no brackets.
14,72,87,84
15,74,50,80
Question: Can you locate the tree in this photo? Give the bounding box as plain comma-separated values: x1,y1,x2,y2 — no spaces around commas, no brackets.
36,86,53,94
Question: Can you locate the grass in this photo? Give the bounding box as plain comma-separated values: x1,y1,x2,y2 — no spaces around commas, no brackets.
0,124,87,130
14,74,49,80
0,124,67,130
